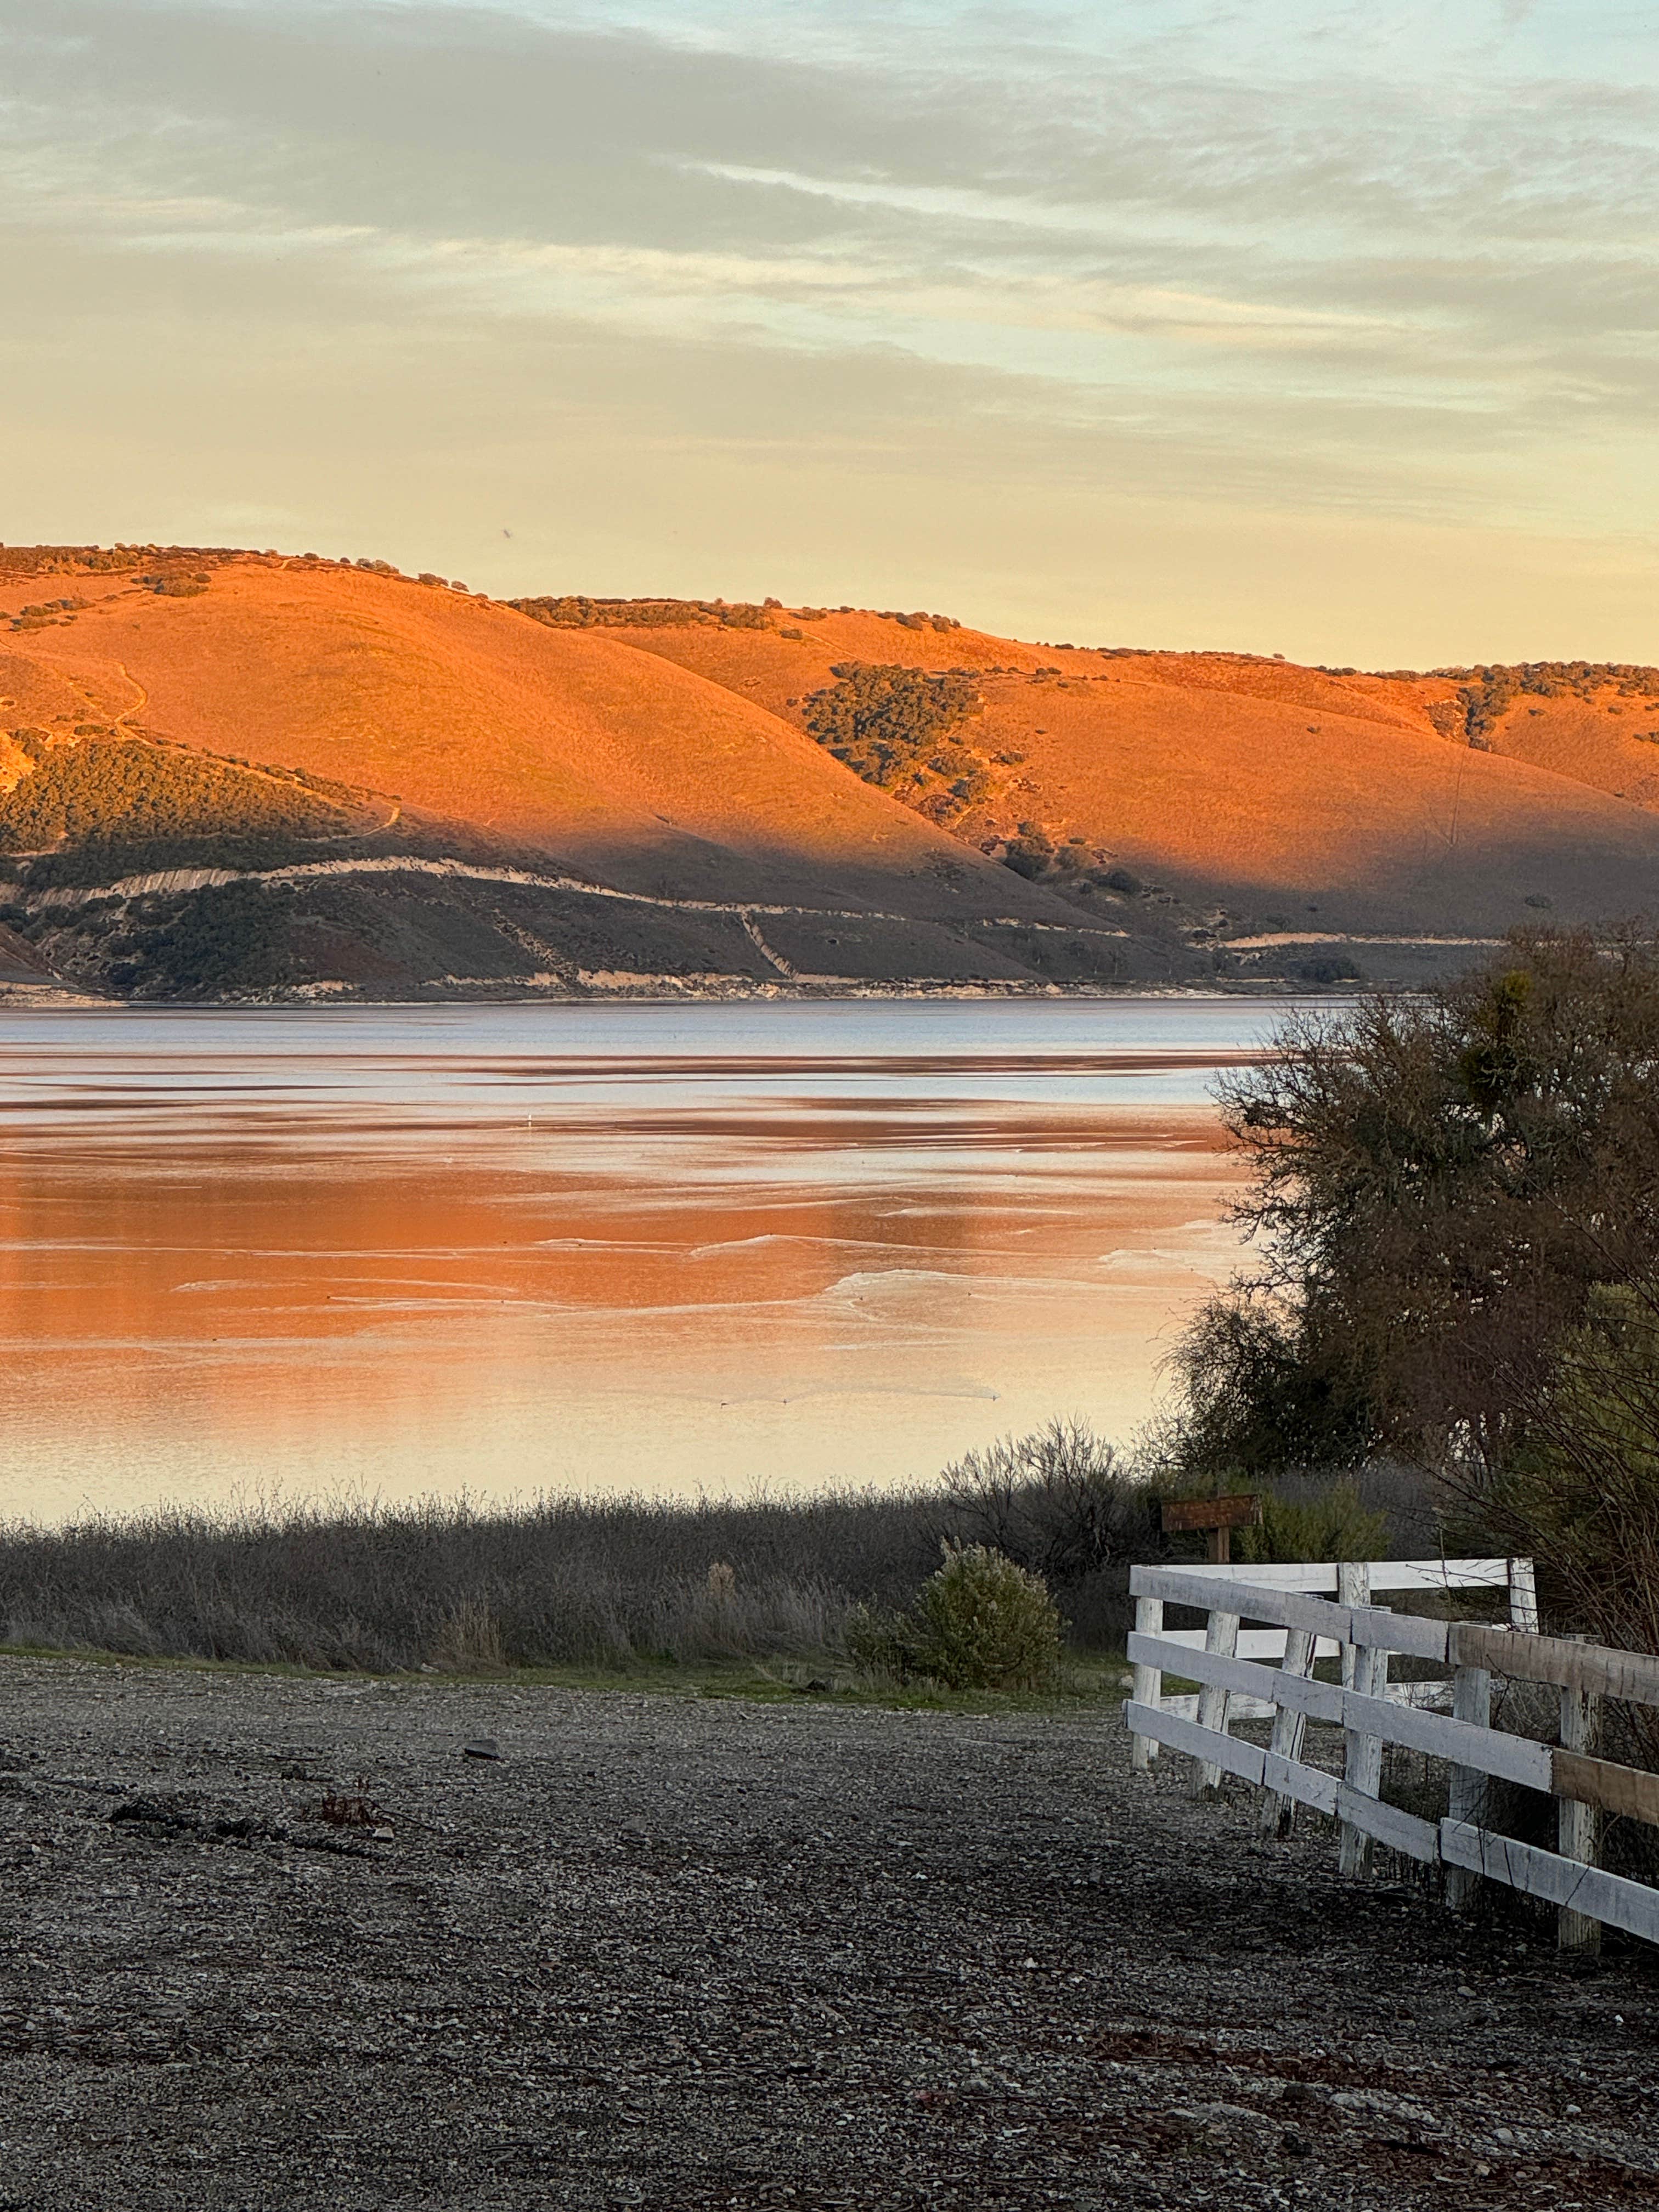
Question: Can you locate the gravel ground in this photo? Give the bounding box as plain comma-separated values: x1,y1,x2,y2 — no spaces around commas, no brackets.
2,1656,1656,2210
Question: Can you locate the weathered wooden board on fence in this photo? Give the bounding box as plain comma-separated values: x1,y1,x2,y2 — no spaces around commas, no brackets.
1161,1626,1341,1662
1130,1565,1451,1661
1552,1749,1659,1827
1440,1821,1659,1948
1451,1623,1659,1709
1124,1701,1264,1790
1170,1558,1514,1594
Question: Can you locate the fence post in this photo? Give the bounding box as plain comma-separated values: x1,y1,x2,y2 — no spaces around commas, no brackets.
1337,1562,1369,1689
1339,1627,1390,1878
1192,1606,1240,1796
1257,1626,1316,1838
1558,1638,1602,1957
1446,1663,1492,1911
1130,1595,1163,1771
1508,1558,1540,1633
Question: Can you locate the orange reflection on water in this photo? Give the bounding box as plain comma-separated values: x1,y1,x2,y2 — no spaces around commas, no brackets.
0,1003,1272,1521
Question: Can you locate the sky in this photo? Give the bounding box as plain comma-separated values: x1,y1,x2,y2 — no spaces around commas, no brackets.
3,0,1657,664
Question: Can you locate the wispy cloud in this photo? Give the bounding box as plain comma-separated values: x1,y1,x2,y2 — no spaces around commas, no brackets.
3,0,1657,659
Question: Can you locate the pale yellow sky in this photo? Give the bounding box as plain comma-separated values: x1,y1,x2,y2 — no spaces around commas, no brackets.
4,1,1657,666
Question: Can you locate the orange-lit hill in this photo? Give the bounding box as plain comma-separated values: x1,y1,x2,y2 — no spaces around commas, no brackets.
0,552,1176,999
5,558,1002,904
603,607,1659,967
4,551,1655,1001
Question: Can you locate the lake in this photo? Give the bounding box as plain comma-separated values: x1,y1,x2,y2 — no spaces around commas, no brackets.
0,998,1299,1523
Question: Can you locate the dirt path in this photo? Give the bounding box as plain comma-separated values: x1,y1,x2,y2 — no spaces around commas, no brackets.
2,1658,1655,2210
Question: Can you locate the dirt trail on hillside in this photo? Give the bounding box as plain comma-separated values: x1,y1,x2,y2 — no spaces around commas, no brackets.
2,1660,1656,2209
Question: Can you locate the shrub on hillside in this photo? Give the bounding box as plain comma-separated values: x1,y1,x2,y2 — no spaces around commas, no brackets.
1441,661,1659,741
511,595,777,630
802,663,983,791
1001,830,1053,879
0,732,351,856
107,879,297,996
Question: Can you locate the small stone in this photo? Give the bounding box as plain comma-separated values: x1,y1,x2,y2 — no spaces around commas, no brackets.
1280,2129,1312,2158
462,1740,501,1760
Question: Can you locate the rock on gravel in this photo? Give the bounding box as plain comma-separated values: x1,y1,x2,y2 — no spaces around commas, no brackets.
1,1656,1656,2209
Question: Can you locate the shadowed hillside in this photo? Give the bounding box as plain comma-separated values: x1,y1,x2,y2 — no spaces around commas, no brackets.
0,552,1188,1000
1,547,1654,1001
597,605,1659,983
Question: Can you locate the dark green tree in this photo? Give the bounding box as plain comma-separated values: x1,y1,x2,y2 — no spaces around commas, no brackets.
1169,930,1659,1483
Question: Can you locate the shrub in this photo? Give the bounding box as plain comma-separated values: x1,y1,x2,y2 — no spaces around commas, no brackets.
512,595,774,630
0,730,352,857
1233,1480,1389,1564
1001,837,1051,880
1001,823,1054,879
935,1418,1152,1583
847,1543,1064,1691
1480,1285,1659,1662
802,663,982,790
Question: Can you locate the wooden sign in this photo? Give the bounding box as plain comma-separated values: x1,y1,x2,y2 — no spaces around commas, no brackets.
1161,1492,1262,1563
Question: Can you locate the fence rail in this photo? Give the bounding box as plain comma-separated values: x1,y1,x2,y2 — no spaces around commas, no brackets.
1124,1556,1659,1951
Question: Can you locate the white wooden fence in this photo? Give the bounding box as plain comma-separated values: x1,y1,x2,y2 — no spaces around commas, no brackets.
1124,1556,1659,1951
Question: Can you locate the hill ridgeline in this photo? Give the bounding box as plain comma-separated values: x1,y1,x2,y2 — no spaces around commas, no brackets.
2,545,1654,1002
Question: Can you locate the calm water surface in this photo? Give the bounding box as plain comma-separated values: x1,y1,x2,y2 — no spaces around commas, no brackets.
0,1000,1301,1522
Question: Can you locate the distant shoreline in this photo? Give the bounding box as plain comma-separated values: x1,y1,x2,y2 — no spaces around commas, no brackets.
0,975,1381,1012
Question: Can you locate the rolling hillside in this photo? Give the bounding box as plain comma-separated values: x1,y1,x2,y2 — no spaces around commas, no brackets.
595,605,1659,980
0,546,1654,1001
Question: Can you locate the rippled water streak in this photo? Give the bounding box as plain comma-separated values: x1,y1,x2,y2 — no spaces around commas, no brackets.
0,1000,1297,1521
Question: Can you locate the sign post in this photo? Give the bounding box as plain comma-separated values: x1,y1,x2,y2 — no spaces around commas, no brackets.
1159,1493,1262,1565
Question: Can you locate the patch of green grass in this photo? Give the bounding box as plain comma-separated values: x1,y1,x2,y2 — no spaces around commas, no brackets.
0,1639,1131,1713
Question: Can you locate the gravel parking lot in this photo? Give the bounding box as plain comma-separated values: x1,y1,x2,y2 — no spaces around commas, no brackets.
2,1656,1656,2209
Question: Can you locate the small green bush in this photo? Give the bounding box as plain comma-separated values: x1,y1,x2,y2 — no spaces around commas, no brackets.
847,1543,1064,1691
